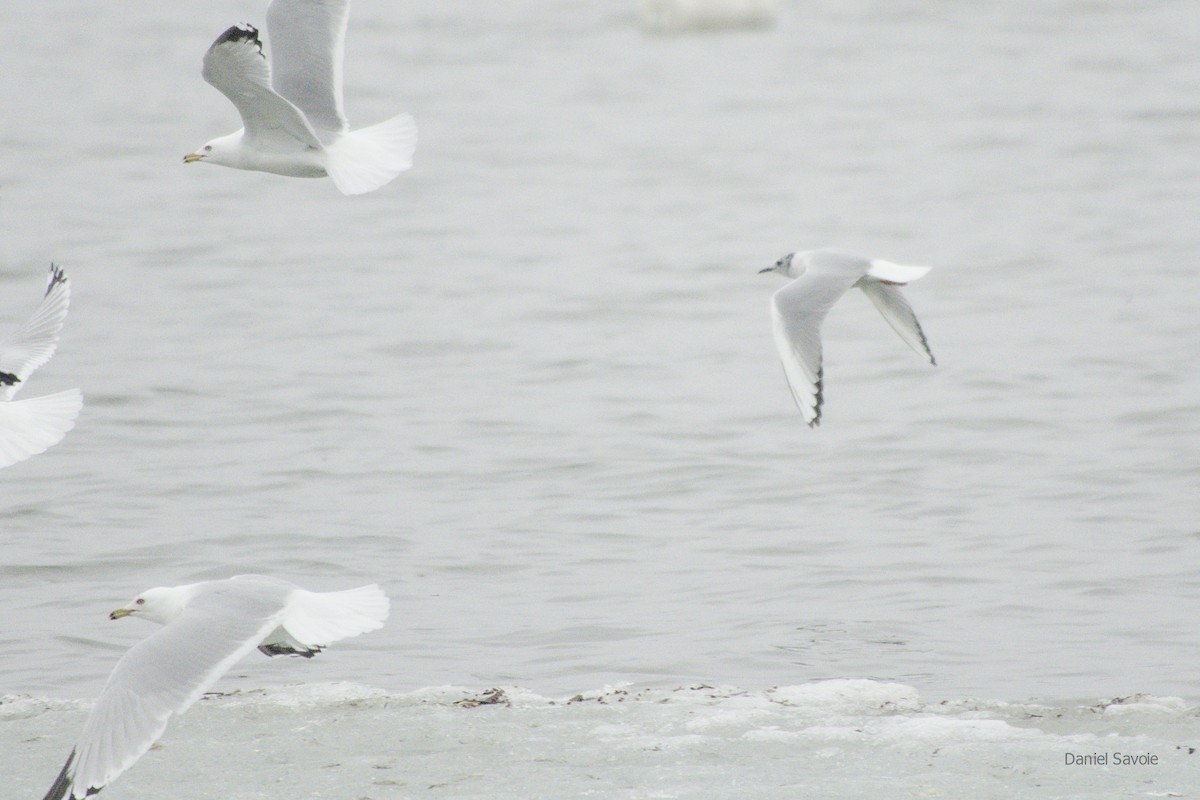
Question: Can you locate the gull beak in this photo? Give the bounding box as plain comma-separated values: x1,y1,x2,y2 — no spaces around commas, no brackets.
110,607,134,620
758,266,776,274
183,152,205,164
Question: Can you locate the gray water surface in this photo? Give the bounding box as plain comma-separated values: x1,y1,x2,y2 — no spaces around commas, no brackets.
2,0,1198,707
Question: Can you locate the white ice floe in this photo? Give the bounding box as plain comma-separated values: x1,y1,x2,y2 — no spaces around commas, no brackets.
184,0,417,195
19,681,1200,798
760,248,936,426
0,264,82,469
40,575,388,800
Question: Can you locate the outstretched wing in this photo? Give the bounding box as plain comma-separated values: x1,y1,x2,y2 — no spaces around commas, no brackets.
51,593,288,799
266,0,351,134
0,389,82,470
1,265,70,401
202,24,322,150
858,279,937,365
769,269,861,426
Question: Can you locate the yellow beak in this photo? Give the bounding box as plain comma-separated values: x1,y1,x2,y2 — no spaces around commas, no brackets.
110,607,133,620
183,153,205,164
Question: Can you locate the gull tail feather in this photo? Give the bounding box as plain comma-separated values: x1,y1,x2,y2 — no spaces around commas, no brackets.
325,114,417,195
0,388,82,469
277,584,390,649
866,258,931,284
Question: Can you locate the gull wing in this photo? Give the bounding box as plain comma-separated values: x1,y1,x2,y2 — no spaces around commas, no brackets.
1,265,70,402
202,24,322,150
857,279,937,365
769,269,862,426
0,389,82,470
266,0,351,134
51,589,289,800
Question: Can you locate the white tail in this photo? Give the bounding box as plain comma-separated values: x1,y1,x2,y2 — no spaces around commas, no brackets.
866,258,932,284
281,584,390,647
324,113,417,195
0,388,83,468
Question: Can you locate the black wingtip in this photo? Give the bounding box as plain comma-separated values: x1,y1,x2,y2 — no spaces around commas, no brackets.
212,23,262,52
912,316,936,367
810,365,824,428
257,643,325,659
46,263,67,295
41,749,76,800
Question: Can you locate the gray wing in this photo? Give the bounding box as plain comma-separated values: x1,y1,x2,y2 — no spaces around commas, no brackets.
57,587,290,799
769,270,862,426
202,24,323,150
857,278,937,365
1,265,70,401
266,0,350,134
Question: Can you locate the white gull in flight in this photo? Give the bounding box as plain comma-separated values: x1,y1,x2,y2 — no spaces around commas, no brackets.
184,0,417,195
41,575,390,800
760,248,936,426
0,264,82,468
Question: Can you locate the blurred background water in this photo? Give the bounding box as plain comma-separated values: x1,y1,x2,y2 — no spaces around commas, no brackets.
1,0,1198,711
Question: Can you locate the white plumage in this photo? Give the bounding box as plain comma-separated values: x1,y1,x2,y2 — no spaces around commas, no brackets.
760,249,936,426
0,264,82,468
42,575,390,800
184,0,417,195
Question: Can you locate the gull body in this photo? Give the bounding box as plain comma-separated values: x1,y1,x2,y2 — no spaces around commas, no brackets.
0,265,82,468
42,575,390,800
760,248,936,426
193,128,327,178
184,0,417,195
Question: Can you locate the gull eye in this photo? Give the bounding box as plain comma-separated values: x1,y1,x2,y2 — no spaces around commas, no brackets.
203,145,212,152
135,598,145,605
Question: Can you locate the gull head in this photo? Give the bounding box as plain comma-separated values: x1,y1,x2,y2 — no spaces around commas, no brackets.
110,586,188,625
184,132,241,167
758,252,798,278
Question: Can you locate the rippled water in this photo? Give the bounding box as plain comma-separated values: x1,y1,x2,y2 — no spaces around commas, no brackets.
2,0,1199,721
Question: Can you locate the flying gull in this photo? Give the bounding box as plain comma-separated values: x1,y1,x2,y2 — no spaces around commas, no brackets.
42,575,390,800
760,248,936,426
0,264,82,468
184,0,417,195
